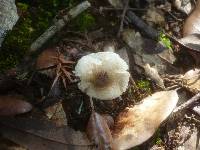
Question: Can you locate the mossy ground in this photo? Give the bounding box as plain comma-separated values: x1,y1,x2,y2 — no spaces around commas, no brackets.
0,0,95,72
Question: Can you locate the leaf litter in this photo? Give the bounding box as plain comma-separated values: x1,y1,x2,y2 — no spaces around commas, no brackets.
0,0,200,150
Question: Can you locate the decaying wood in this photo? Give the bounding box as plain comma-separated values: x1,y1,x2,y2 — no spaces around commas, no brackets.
117,0,130,37
30,1,91,52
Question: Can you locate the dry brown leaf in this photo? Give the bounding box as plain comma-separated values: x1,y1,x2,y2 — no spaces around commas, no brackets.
0,116,92,150
0,95,32,116
112,90,179,150
122,29,177,75
86,111,113,149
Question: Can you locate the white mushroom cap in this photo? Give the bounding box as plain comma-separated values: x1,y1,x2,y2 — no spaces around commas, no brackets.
74,52,130,100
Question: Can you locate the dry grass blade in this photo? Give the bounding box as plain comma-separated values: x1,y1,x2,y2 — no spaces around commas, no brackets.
50,72,61,91
61,68,73,82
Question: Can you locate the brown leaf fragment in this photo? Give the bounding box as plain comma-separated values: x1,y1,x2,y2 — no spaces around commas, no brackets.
0,117,93,150
0,95,32,116
86,111,113,150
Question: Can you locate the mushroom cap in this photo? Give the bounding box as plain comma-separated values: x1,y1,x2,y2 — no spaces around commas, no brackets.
74,52,130,100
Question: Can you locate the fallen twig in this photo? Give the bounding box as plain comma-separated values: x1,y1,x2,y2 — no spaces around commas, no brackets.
117,0,130,37
99,7,146,11
173,92,200,113
30,1,91,52
125,10,159,40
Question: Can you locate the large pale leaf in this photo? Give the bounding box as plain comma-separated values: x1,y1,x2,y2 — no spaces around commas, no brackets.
112,90,179,150
0,117,93,150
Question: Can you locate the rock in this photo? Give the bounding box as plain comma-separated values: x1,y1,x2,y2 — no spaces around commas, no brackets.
0,0,19,47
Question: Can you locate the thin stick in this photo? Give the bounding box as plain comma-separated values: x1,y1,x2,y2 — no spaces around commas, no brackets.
117,0,130,37
89,96,94,110
173,92,200,113
30,1,91,52
100,7,146,11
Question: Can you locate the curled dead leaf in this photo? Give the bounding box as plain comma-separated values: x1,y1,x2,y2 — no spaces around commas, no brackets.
0,95,32,116
86,111,113,149
112,90,179,150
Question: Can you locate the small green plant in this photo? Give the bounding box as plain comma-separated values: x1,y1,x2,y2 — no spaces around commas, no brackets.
137,80,151,91
159,32,172,49
153,129,163,145
155,137,163,145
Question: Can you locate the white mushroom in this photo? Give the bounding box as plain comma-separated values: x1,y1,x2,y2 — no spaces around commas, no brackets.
74,52,130,100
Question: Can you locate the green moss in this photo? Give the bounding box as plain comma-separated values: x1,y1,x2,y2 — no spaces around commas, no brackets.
72,12,96,31
0,0,71,72
155,138,162,145
17,2,29,11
